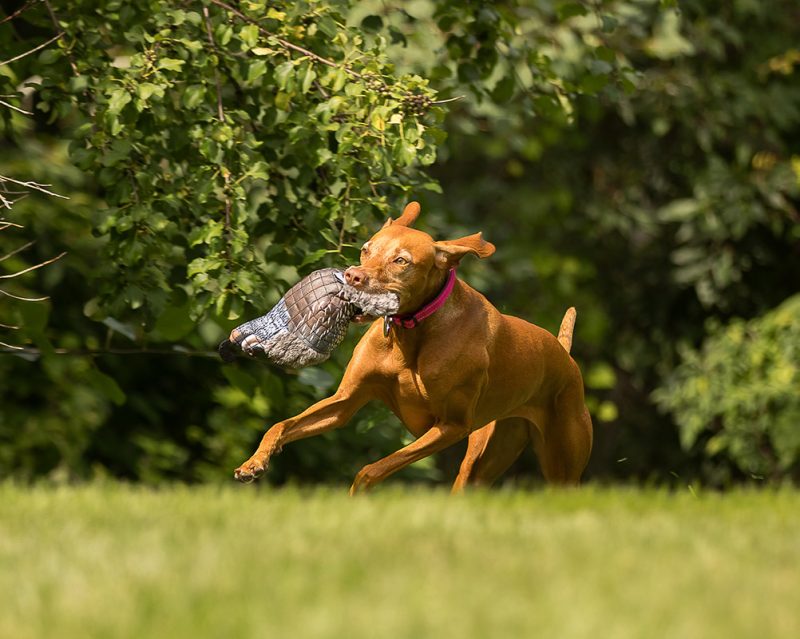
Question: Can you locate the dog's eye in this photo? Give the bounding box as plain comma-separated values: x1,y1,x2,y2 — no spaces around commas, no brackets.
393,257,408,265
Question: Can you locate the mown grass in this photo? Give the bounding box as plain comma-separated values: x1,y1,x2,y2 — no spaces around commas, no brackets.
1,483,798,639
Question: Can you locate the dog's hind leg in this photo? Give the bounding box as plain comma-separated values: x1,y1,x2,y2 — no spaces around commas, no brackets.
452,417,530,492
528,385,593,484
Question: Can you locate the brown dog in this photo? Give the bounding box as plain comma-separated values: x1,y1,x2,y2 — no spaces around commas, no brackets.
234,202,592,492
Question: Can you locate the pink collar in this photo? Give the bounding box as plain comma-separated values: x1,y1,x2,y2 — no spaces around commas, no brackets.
386,269,457,333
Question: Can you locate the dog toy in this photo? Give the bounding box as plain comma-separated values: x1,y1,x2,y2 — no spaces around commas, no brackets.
218,268,399,368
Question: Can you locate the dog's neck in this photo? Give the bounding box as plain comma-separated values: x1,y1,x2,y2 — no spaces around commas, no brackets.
388,278,466,357
392,267,452,322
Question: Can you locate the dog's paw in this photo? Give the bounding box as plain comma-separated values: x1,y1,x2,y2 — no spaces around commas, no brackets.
234,458,267,483
349,464,379,495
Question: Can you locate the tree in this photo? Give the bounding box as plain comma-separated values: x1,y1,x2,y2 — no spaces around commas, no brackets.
0,0,634,483
2,0,797,485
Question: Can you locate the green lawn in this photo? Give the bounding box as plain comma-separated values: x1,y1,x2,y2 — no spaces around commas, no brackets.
1,483,798,639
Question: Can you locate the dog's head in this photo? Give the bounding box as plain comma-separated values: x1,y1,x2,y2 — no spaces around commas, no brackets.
345,202,495,316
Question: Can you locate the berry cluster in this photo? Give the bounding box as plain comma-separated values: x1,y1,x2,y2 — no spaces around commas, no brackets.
363,73,433,117
401,91,432,117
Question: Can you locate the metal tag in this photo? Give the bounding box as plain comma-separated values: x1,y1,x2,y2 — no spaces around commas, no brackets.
383,315,392,337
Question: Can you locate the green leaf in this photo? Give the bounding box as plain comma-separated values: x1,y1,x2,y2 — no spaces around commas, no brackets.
103,317,137,341
589,60,613,75
300,248,336,267
318,15,337,38
239,24,260,49
69,75,89,93
38,48,61,65
361,15,383,33
154,302,195,340
275,61,294,90
395,140,416,165
557,2,588,20
601,14,619,33
595,46,616,63
248,60,267,83
221,366,260,395
371,111,386,131
86,368,126,405
491,76,515,103
188,220,224,247
275,92,291,111
301,65,317,94
658,199,700,222
216,23,233,45
137,82,164,101
102,140,133,167
157,58,185,72
389,26,407,46
107,88,131,115
182,85,206,109
579,72,609,93
332,67,347,92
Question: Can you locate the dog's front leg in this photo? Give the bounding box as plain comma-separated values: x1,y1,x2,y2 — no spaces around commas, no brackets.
349,422,470,495
234,388,369,483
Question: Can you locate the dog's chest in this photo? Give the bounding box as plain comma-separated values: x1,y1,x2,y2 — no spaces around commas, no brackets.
388,368,437,436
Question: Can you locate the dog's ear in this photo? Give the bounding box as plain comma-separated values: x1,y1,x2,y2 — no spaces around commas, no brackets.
433,232,496,269
383,201,421,229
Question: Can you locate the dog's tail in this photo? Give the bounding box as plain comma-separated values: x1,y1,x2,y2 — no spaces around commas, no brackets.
557,307,577,354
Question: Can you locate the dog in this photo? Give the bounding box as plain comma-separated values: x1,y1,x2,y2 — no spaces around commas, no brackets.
234,202,593,493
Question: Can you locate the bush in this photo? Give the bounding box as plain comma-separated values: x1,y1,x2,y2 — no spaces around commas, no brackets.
654,294,800,481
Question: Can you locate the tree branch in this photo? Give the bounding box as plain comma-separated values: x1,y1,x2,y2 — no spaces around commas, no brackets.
41,0,80,77
0,341,25,351
0,251,66,279
207,0,361,78
0,345,220,358
0,98,33,115
0,1,33,26
0,240,35,262
431,95,465,105
0,33,63,67
0,175,69,199
0,288,49,302
201,5,226,123
0,192,13,210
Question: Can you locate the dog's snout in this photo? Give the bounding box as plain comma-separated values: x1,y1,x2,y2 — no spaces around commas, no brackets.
344,267,368,288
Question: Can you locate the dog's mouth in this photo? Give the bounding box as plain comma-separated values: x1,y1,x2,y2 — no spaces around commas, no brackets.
346,292,400,324
336,271,400,322
351,307,382,324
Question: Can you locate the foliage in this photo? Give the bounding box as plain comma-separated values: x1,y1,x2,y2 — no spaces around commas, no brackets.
2,0,799,486
0,0,450,483
0,0,628,484
29,0,445,328
412,0,800,481
654,294,800,481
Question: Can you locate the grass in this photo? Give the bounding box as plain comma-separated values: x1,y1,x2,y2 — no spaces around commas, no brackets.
1,483,798,639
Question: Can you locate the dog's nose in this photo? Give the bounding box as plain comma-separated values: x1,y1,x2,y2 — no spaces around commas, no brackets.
344,267,368,288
